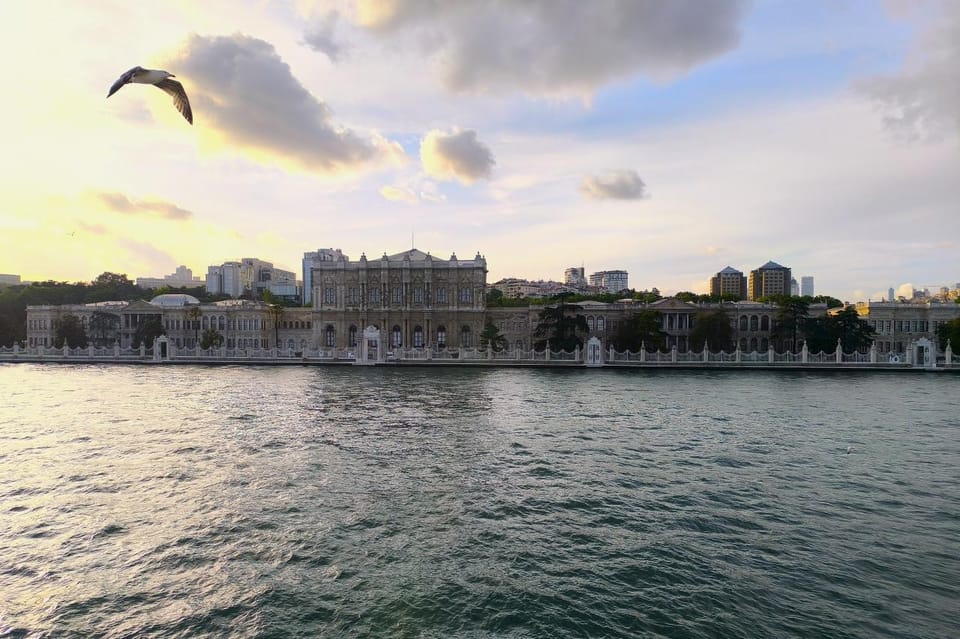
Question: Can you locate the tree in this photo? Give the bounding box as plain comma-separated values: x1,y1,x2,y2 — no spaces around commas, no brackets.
132,316,165,349
187,305,202,347
771,296,810,352
803,307,876,353
479,319,508,351
200,328,224,350
801,316,835,353
88,311,120,347
485,288,505,306
533,296,589,351
54,313,88,348
612,310,665,352
831,306,876,352
268,304,284,348
689,309,734,352
935,318,960,351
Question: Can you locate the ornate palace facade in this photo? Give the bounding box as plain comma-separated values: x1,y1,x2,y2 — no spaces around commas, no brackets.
310,249,488,350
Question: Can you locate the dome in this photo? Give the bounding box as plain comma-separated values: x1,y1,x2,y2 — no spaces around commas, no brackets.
149,293,200,307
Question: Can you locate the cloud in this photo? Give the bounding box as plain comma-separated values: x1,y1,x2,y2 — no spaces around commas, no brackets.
352,0,748,95
380,185,417,203
896,283,915,299
421,128,494,183
303,10,347,61
95,191,194,221
164,34,403,173
580,170,648,200
859,4,960,141
76,221,108,236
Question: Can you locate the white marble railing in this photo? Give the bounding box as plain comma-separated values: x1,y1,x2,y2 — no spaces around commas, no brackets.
0,343,955,368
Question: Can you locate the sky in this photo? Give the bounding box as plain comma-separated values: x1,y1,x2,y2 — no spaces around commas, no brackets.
0,0,958,302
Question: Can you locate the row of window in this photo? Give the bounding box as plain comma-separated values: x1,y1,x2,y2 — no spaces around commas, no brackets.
320,286,475,307
319,324,473,348
869,319,930,334
739,315,772,331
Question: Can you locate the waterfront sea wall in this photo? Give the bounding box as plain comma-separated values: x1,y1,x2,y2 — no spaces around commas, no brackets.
0,337,954,370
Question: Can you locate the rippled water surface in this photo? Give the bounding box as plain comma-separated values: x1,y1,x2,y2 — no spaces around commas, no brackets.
1,364,958,638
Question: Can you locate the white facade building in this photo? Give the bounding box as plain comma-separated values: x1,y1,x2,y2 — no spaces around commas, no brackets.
801,276,814,297
589,270,629,293
136,265,202,290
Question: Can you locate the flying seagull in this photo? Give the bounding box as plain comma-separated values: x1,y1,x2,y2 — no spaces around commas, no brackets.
107,67,193,125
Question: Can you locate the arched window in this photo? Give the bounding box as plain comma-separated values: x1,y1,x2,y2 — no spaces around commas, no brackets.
760,315,770,331
287,338,295,350
597,316,605,332
413,325,424,348
437,325,447,349
202,316,208,330
587,316,595,330
515,340,524,351
461,325,472,347
750,315,759,331
219,316,225,331
325,324,335,347
739,338,748,351
750,337,758,352
761,337,769,351
739,315,748,331
392,325,402,348
349,325,358,347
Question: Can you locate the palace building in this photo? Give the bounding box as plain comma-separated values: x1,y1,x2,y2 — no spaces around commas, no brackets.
310,249,488,350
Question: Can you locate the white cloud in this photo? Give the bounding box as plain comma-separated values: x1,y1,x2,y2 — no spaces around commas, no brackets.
859,4,960,141
421,128,495,183
379,185,417,203
350,0,748,95
580,170,648,200
163,33,404,174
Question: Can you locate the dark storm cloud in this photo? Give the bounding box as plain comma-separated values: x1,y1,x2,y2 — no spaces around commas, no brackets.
580,170,648,200
166,34,401,173
355,0,748,94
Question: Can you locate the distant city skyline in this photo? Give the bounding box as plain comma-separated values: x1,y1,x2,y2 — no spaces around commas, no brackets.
1,2,957,302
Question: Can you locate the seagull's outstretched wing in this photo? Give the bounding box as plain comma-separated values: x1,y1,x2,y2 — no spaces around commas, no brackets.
107,67,140,98
155,78,193,125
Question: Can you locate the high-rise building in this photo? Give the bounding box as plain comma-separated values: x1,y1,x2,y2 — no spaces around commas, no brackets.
0,274,21,286
888,287,895,302
710,266,747,300
791,278,799,296
303,248,348,304
589,270,629,293
564,266,586,289
748,261,791,300
206,258,298,300
801,276,814,297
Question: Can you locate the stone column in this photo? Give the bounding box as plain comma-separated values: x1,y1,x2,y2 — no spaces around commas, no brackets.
801,342,808,364
671,345,677,363
768,345,774,363
869,342,877,364
945,340,952,367
835,339,842,364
